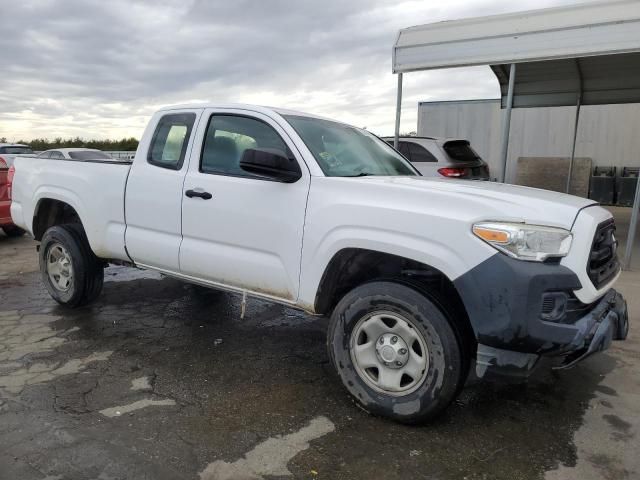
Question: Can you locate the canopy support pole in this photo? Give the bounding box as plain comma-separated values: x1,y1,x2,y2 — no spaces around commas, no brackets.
623,176,640,270
565,97,582,194
499,63,516,182
566,60,583,194
394,73,403,149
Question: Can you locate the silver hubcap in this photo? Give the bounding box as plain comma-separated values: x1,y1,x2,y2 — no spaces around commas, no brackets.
350,311,429,396
47,243,73,292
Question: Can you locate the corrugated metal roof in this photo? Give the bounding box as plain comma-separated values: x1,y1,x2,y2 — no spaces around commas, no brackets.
394,0,640,72
491,52,640,107
393,0,640,107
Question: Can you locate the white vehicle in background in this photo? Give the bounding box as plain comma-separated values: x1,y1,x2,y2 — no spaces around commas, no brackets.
37,148,114,161
10,103,628,424
383,136,490,180
0,143,35,166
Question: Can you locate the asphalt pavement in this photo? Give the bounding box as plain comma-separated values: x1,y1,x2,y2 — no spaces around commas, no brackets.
0,232,638,480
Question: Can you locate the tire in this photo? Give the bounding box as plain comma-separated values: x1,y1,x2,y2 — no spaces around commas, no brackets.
327,281,465,424
2,225,25,237
39,224,104,307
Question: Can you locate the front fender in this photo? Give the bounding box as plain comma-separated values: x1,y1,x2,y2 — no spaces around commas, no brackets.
298,225,494,311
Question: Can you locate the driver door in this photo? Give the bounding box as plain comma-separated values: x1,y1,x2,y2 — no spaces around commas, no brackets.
179,109,310,302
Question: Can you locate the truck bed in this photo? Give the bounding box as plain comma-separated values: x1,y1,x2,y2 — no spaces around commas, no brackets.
10,156,132,260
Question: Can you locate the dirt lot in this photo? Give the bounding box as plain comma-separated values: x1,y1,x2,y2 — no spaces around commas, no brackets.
1,231,639,480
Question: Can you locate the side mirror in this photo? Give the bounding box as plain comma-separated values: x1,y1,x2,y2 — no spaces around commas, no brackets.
239,148,302,183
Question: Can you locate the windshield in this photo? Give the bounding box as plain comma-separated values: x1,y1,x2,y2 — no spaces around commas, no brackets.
0,146,33,155
284,115,418,177
68,150,112,160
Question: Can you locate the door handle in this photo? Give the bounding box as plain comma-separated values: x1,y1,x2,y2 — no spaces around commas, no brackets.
185,189,212,200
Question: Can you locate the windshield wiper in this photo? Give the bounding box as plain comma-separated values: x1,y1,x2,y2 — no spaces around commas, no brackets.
344,172,375,177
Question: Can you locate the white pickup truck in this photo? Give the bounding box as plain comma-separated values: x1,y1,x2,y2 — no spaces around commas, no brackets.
11,104,629,423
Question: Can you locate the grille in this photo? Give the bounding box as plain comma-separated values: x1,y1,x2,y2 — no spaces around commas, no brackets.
587,219,619,289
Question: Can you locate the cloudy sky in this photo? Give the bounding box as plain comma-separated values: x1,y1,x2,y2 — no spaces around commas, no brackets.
1,0,577,141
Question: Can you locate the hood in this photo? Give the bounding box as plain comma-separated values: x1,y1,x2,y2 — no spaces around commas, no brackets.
356,176,596,229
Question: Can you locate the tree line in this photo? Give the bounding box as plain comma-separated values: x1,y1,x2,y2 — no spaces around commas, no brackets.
0,137,139,151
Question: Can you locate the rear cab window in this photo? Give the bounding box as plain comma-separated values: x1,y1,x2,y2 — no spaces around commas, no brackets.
148,113,196,169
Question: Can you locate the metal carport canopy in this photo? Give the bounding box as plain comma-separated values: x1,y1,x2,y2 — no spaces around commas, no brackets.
391,0,640,269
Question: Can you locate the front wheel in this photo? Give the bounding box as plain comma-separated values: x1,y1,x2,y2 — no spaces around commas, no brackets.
327,281,465,424
40,224,104,307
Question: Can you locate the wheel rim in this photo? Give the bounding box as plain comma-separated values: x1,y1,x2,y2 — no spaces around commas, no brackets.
350,311,429,396
46,243,74,292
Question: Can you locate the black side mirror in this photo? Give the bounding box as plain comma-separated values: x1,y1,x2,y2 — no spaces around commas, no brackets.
239,148,302,183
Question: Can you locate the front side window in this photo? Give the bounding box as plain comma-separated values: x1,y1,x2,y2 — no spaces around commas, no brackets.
285,116,417,177
200,115,293,177
148,113,196,169
50,151,65,159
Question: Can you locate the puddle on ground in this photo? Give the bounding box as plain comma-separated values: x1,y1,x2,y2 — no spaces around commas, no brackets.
545,351,638,480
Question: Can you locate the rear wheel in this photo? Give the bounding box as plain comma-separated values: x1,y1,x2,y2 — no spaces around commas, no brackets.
2,225,25,237
40,224,104,307
327,281,465,423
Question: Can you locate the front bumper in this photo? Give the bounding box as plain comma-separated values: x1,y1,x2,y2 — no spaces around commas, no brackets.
475,288,628,378
453,250,628,379
554,289,628,369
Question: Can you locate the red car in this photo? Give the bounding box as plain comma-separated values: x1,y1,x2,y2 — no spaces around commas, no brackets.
0,155,25,237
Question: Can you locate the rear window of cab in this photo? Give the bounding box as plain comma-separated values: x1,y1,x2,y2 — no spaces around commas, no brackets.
0,146,33,155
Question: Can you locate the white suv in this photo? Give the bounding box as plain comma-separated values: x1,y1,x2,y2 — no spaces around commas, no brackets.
383,136,490,180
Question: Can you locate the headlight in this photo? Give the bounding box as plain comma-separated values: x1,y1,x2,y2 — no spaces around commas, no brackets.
472,222,572,262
